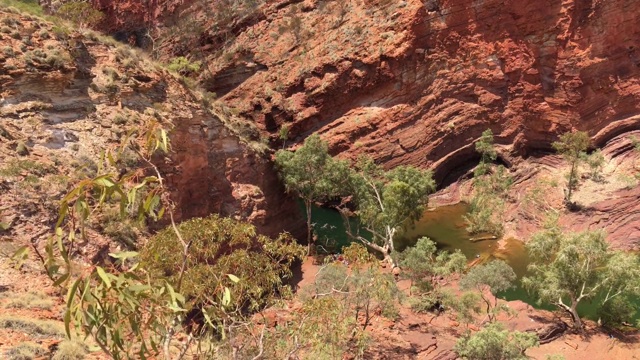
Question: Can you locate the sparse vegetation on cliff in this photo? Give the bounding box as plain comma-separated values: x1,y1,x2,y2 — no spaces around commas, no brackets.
553,130,590,207
465,129,512,236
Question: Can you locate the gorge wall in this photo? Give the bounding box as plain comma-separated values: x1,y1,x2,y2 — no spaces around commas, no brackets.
80,0,640,246
91,0,640,183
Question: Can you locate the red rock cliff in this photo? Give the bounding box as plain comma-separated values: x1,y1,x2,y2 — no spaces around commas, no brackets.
98,0,640,184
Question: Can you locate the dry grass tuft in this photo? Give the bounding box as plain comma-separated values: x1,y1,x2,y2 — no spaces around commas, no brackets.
4,341,48,360
52,340,88,360
4,291,55,310
0,316,64,337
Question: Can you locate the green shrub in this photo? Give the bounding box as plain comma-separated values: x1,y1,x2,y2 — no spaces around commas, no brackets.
44,49,69,68
2,46,14,56
56,2,104,28
113,113,128,125
72,155,98,178
140,214,305,320
115,45,140,69
1,17,18,27
99,206,141,248
15,141,29,156
0,159,52,178
101,66,119,80
23,49,70,69
455,322,539,360
167,56,201,75
51,25,69,40
598,295,637,328
0,0,44,16
37,28,49,39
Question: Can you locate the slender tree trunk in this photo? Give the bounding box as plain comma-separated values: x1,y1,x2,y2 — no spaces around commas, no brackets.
358,240,397,267
558,298,582,330
382,247,397,268
305,199,313,256
567,160,577,203
482,294,493,322
569,301,582,330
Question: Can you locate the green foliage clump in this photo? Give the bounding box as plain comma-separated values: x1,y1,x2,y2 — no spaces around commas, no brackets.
454,322,539,360
2,45,14,56
584,149,605,182
342,242,376,264
0,159,52,178
3,291,54,310
598,295,638,328
141,214,305,318
167,56,202,75
276,134,351,254
286,261,398,357
399,237,466,295
51,340,88,360
98,206,141,249
56,2,104,28
15,141,29,156
0,316,64,337
23,48,70,70
474,129,498,177
0,0,44,16
346,157,435,265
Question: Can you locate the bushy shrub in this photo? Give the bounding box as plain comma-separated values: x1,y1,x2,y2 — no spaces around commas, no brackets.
0,316,64,336
140,215,305,320
2,46,14,56
455,322,539,360
4,291,54,310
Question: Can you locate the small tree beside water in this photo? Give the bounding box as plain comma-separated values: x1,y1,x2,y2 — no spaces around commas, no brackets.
460,260,516,322
341,157,435,267
275,134,350,255
522,217,640,330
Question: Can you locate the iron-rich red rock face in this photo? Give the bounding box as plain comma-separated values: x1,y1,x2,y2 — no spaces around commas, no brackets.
92,0,640,168
161,110,305,239
94,0,640,243
123,0,637,183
